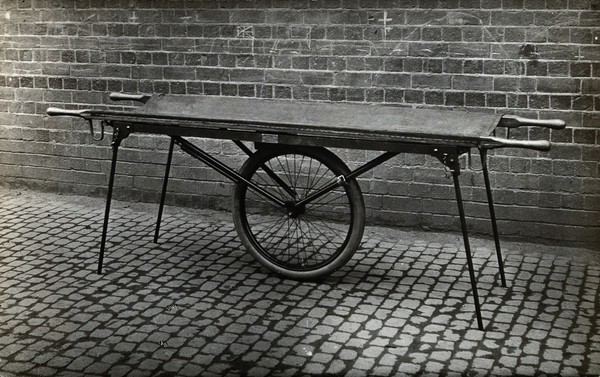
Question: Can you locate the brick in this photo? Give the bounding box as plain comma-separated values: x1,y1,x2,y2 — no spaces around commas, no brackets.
487,93,506,107
571,63,592,77
412,74,451,89
131,66,162,80
445,92,464,106
529,95,550,109
333,72,371,87
553,160,596,177
491,11,534,26
424,59,443,73
537,78,580,94
582,79,600,94
573,128,597,144
197,68,229,82
582,112,600,128
449,43,490,58
526,61,548,76
453,75,493,91
494,77,535,92
550,95,572,110
537,45,580,60
442,27,461,41
231,10,265,23
444,59,463,73
363,57,383,71
548,61,569,76
266,10,303,24
301,71,334,86
384,89,403,103
162,67,195,81
404,90,423,103
372,73,410,87
99,65,130,79
580,11,600,27
424,91,443,105
72,91,102,104
546,28,570,43
534,11,579,27
572,96,594,111
409,43,448,57
270,85,288,99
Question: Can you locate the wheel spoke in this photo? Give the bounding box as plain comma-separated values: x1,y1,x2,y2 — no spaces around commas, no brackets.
234,147,364,278
254,212,289,247
302,213,347,244
301,217,337,257
305,191,347,213
306,162,331,194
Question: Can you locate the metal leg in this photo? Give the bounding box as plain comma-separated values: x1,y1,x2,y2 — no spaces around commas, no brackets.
98,129,123,274
452,170,485,331
480,148,507,287
154,137,175,243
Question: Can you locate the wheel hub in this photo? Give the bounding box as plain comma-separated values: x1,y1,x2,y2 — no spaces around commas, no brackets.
286,201,305,219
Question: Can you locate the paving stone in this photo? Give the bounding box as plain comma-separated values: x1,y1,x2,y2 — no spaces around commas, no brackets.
521,355,540,365
398,362,421,374
448,358,469,372
0,344,25,358
353,356,376,371
66,355,95,371
430,350,452,362
0,189,598,377
302,362,326,375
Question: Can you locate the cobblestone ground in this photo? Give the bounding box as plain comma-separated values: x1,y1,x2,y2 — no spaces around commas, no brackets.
0,188,598,377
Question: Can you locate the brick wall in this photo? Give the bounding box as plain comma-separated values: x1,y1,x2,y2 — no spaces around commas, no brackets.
0,0,598,249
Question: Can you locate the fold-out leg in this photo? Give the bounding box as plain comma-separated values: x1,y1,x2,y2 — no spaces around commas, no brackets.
98,129,123,274
154,137,175,243
480,148,507,287
452,170,485,331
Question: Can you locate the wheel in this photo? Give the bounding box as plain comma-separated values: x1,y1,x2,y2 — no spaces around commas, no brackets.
233,145,365,281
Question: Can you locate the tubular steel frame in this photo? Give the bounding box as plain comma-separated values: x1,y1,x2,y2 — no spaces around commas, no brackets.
97,123,506,331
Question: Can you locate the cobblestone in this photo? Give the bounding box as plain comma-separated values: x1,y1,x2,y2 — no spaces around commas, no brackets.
0,188,598,376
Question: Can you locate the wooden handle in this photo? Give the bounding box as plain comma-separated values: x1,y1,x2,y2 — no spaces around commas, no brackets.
482,137,551,151
46,107,90,118
109,92,151,103
500,115,566,130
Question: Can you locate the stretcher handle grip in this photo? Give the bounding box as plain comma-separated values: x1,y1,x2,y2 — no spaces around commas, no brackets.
481,137,551,151
46,107,90,119
109,92,151,103
499,115,566,129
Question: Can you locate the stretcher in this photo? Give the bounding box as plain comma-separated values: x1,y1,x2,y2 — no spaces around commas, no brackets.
47,92,566,330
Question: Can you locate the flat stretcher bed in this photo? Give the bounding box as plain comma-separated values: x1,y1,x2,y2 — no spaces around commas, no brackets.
47,93,566,330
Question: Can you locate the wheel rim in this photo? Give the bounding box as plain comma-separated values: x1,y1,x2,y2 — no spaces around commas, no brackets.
239,151,355,272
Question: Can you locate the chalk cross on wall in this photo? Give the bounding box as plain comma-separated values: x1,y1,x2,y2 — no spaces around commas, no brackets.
379,10,392,41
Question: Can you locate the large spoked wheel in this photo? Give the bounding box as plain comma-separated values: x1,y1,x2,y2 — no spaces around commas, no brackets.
233,145,365,281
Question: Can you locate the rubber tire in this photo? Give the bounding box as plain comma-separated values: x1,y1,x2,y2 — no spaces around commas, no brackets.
233,145,365,281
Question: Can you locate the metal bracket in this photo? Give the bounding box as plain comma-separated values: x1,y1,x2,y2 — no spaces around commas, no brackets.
431,148,461,177
460,149,483,172
110,124,130,148
88,119,106,141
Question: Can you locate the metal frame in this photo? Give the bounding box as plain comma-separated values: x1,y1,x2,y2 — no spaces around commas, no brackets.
97,123,507,331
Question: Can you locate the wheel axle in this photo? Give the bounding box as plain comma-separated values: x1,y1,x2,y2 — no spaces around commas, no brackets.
286,201,305,218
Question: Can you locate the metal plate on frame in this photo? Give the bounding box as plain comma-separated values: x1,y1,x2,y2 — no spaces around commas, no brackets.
260,133,279,144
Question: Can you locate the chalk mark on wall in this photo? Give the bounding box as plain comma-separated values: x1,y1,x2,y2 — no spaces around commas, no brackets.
236,26,254,39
